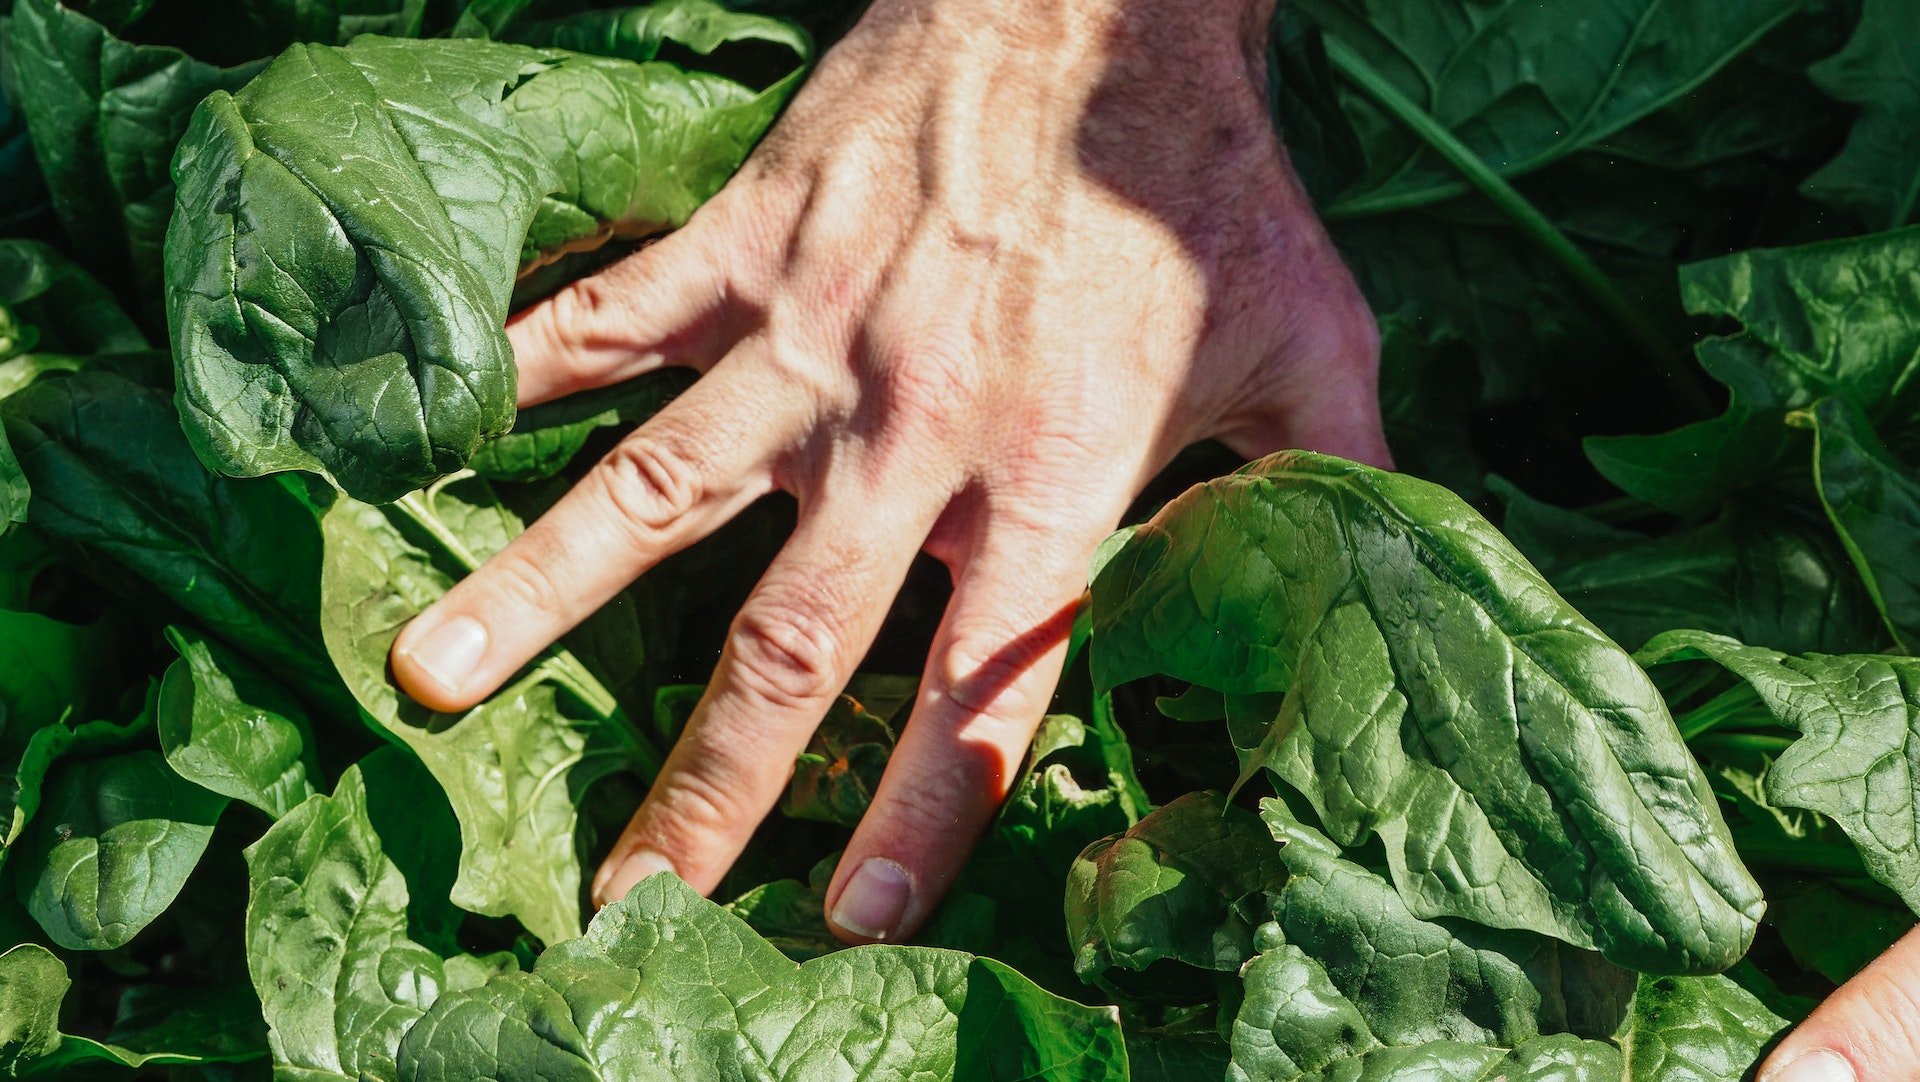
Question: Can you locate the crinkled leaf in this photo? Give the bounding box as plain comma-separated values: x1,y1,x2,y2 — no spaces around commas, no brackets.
1798,396,1920,652
1639,630,1920,915
1067,792,1285,983
1607,971,1790,1081
16,750,227,951
320,476,654,944
0,371,349,714
395,873,1128,1081
1803,0,1920,229
1090,452,1762,973
1258,801,1638,1050
245,750,504,1082
157,625,318,819
168,15,806,501
1588,228,1920,514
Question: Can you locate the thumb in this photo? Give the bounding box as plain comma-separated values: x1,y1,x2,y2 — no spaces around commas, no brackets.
1760,923,1920,1081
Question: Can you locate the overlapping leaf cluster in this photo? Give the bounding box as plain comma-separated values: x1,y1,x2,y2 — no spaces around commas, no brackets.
0,0,1917,1078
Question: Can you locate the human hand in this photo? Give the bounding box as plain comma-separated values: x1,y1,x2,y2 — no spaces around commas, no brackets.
1760,925,1920,1080
389,0,1386,944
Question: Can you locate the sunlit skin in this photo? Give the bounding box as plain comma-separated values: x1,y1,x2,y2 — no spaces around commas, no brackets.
387,0,1910,1071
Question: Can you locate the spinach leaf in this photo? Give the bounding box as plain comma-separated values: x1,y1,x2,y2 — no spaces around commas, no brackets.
1796,396,1920,652
1091,453,1763,973
0,371,350,715
244,749,509,1081
1258,801,1636,1048
1495,480,1885,656
1,708,145,870
0,942,245,1075
1588,228,1920,514
466,373,685,483
396,873,1130,1081
1292,0,1804,218
1066,792,1284,984
7,0,259,306
167,11,807,501
17,750,227,951
1803,0,1920,229
1640,630,1920,915
319,474,658,945
781,693,895,827
1231,807,1784,1081
157,625,319,818
0,239,145,357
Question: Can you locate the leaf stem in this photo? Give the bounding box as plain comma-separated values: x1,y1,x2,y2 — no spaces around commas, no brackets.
1689,731,1796,760
1676,682,1769,741
1318,38,1710,415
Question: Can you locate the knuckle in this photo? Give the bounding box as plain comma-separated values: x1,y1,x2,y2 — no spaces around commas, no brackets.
487,544,569,616
728,601,845,709
596,436,705,539
647,766,754,847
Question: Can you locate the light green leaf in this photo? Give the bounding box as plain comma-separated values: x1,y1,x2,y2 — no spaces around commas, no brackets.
320,475,656,945
396,873,1129,1081
17,750,227,951
245,749,502,1082
157,625,318,819
1091,452,1762,973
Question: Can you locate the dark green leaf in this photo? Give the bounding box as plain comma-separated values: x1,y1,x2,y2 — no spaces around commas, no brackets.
1297,0,1802,217
1588,229,1920,514
1798,396,1920,651
157,626,318,819
0,371,348,714
1091,453,1763,973
168,16,806,501
781,694,895,827
8,0,258,305
17,750,227,950
1067,792,1284,983
396,873,1129,1081
0,942,242,1075
1495,480,1886,655
1803,0,1920,229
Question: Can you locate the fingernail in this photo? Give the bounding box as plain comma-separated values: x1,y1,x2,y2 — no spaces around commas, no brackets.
830,858,913,941
397,615,488,696
593,849,674,909
1764,1051,1855,1082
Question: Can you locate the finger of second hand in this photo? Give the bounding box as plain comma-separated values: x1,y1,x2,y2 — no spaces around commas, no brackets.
390,361,795,714
1759,923,1920,1082
592,479,944,907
